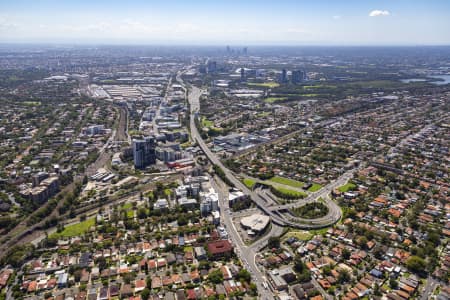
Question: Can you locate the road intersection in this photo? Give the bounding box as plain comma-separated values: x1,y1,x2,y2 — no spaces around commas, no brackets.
177,76,356,298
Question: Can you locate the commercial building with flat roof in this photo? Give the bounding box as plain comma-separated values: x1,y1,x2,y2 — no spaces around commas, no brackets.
240,214,270,234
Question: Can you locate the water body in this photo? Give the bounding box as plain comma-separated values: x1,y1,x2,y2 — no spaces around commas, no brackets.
428,75,450,85
400,78,427,83
401,75,450,85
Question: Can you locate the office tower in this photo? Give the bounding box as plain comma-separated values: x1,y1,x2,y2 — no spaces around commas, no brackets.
240,68,246,82
292,70,306,84
207,61,217,73
280,69,288,83
243,47,248,55
133,136,156,169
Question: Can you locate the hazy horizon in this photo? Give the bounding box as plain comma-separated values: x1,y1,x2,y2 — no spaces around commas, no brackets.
1,0,450,46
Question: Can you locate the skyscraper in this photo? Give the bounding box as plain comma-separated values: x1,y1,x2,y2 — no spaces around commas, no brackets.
207,61,217,73
280,69,288,83
133,136,156,169
292,70,306,84
240,68,246,82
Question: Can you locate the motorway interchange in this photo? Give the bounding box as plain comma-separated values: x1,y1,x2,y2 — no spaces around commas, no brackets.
179,77,354,299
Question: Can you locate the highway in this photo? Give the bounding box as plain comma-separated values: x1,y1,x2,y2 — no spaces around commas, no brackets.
177,75,348,298
177,72,275,298
185,85,342,229
210,175,278,300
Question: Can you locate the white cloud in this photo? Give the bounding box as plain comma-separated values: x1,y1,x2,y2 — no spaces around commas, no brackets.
174,23,199,33
285,27,308,34
332,15,341,20
369,10,390,17
0,16,19,31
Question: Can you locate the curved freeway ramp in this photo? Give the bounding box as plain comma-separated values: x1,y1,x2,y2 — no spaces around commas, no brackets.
186,85,344,229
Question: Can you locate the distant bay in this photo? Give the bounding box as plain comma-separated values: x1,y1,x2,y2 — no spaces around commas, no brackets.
401,75,450,85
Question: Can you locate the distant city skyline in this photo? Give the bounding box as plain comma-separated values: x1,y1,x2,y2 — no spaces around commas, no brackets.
1,0,450,45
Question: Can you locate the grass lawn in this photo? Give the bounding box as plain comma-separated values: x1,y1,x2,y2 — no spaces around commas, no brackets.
310,227,330,236
120,202,134,219
300,93,320,97
51,218,95,238
243,178,257,189
184,246,193,253
338,183,356,193
256,112,270,117
126,210,134,218
201,117,214,128
274,186,307,198
180,141,192,148
269,176,304,188
346,80,403,89
23,101,41,106
303,85,337,89
164,188,172,197
283,230,313,241
121,202,133,210
247,82,280,88
264,97,287,103
307,183,322,192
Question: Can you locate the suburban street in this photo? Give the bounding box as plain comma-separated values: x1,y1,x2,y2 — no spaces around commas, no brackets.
210,175,277,300
180,81,344,299
184,85,342,230
179,79,275,299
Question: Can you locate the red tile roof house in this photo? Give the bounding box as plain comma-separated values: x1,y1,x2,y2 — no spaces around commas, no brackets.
147,259,157,270
186,289,197,300
134,279,146,292
207,240,233,259
161,275,172,286
171,274,182,285
151,277,162,289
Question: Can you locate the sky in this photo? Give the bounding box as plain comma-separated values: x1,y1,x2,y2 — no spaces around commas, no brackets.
0,0,449,45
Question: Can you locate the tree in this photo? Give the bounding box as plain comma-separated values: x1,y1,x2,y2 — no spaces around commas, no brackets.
249,282,257,296
357,236,368,249
73,269,82,282
338,270,351,283
294,256,305,273
389,278,398,289
268,236,281,249
294,256,311,282
236,269,251,283
198,260,210,270
95,257,107,270
406,256,426,274
208,269,224,284
322,265,332,276
137,207,147,219
342,248,351,260
176,214,188,226
374,283,382,296
141,288,150,300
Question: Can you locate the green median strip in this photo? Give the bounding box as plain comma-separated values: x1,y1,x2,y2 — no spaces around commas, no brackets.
243,178,257,189
307,183,322,192
269,176,304,188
